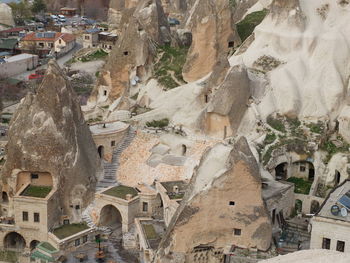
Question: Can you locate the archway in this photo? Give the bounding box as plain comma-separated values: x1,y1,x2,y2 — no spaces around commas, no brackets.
310,200,320,214
2,192,8,203
295,199,303,214
4,232,26,250
30,240,40,250
98,145,104,159
99,205,122,229
275,162,288,180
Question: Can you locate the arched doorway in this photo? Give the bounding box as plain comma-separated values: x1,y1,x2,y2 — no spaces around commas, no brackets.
4,232,26,250
99,205,122,229
310,200,320,214
30,240,40,250
275,162,288,180
335,170,341,186
98,145,104,159
2,192,8,203
295,199,303,214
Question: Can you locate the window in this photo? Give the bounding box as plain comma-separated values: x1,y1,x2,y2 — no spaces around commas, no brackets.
22,211,28,221
75,205,80,210
228,41,234,48
34,212,40,223
59,39,62,44
322,238,331,249
38,42,44,48
229,201,235,206
31,173,39,179
142,202,148,212
300,166,306,172
337,241,345,252
85,35,90,40
75,239,80,246
63,219,70,225
272,209,276,225
123,51,129,56
103,90,107,96
111,141,115,147
83,235,88,243
234,228,241,236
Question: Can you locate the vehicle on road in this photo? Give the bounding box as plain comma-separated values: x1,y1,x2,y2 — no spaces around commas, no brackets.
28,73,44,80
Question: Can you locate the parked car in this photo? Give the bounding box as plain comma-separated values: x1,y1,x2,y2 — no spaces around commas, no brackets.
28,73,44,80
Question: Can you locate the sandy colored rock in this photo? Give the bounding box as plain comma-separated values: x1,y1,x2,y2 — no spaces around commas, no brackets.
0,4,14,27
0,60,100,220
154,137,272,262
182,0,235,82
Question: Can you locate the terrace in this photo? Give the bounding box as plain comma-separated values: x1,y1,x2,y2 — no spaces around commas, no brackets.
52,223,89,240
140,220,166,250
102,185,138,200
160,181,188,200
20,185,52,198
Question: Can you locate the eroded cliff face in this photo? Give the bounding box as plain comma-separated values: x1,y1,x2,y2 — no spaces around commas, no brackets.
154,138,272,262
0,4,14,28
88,0,170,107
182,0,235,82
1,61,100,221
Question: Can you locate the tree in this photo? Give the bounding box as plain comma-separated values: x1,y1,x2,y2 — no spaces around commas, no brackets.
31,0,47,14
8,1,32,25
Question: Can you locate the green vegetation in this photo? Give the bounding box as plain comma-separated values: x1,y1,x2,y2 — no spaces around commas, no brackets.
169,193,185,200
143,224,158,240
103,185,138,200
307,122,324,134
320,136,350,163
87,116,103,123
154,45,188,90
0,250,18,263
31,0,47,14
146,118,169,128
263,133,276,145
229,0,237,8
21,185,52,198
131,92,139,100
7,1,32,25
267,115,286,132
80,49,108,63
236,10,268,42
53,223,89,240
287,177,312,194
95,71,100,78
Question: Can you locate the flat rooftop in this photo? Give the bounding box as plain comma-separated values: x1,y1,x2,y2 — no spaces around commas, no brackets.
52,223,89,240
102,185,138,200
160,180,188,200
318,181,350,222
89,121,129,135
20,185,52,198
5,53,37,62
141,220,166,250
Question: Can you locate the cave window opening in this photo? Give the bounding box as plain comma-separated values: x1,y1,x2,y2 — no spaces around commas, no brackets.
123,51,129,56
228,41,234,48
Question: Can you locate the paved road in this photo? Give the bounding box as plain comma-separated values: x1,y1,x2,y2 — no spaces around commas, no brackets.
14,43,83,81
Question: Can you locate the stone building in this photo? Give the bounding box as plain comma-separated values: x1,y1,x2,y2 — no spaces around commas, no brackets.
0,61,100,252
310,180,350,253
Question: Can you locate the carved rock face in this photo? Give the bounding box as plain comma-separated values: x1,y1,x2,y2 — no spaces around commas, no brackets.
1,61,99,219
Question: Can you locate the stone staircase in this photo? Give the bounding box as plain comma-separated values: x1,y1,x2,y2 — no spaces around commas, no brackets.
96,127,136,192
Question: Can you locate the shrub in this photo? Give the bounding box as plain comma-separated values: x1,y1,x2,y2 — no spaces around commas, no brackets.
263,133,276,145
236,9,268,42
267,116,286,132
287,177,312,194
146,118,169,128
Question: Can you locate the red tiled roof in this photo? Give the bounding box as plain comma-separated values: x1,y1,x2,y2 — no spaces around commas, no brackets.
22,32,76,43
0,27,25,33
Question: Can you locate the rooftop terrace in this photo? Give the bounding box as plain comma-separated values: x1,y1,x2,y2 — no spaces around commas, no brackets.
20,185,52,198
52,223,89,240
141,220,166,250
160,180,188,200
102,185,138,200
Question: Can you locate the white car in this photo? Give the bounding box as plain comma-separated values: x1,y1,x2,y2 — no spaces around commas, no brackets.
58,15,65,19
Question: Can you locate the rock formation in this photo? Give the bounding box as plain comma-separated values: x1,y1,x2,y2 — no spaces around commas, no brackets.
0,4,15,28
182,0,235,82
88,0,170,110
0,61,100,221
154,138,272,262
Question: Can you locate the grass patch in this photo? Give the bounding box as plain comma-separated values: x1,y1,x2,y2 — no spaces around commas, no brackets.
131,92,139,100
80,49,108,63
87,116,103,123
103,185,138,200
263,133,276,145
168,193,185,200
143,224,158,240
267,115,286,132
21,185,52,198
146,118,169,128
236,9,268,42
154,45,188,90
307,122,324,134
0,250,18,263
53,223,89,240
287,177,312,194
